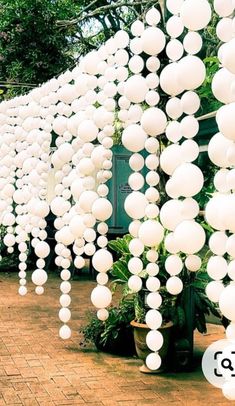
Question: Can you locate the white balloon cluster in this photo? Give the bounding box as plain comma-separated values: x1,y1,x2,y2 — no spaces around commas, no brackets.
0,0,232,379
160,0,208,294
122,9,166,371
205,1,235,362
0,87,52,296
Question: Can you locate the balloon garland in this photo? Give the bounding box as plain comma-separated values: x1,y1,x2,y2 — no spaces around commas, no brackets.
206,1,235,337
0,1,232,383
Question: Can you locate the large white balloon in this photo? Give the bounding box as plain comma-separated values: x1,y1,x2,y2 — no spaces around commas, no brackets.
92,198,113,221
207,256,228,280
212,68,235,104
125,191,148,220
216,103,235,141
160,63,184,96
160,200,183,231
138,220,164,247
122,124,147,152
91,286,112,309
219,285,235,321
178,56,206,90
174,220,206,254
214,0,234,18
180,0,212,31
208,132,232,167
141,27,166,55
172,163,204,197
92,249,113,273
141,107,167,136
124,75,148,103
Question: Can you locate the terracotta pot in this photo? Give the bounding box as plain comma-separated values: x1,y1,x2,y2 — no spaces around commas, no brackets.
130,320,173,362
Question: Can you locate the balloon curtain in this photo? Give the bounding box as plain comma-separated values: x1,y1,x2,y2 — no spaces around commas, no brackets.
0,0,234,380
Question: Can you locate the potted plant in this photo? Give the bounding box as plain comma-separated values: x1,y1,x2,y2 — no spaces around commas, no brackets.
108,232,222,372
80,297,136,357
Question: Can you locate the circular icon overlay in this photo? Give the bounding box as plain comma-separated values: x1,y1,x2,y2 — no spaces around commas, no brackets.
201,339,232,388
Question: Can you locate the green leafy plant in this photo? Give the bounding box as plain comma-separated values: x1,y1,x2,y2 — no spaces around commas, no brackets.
81,298,136,356
108,233,221,334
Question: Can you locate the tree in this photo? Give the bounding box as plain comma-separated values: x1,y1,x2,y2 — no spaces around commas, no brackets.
0,0,80,97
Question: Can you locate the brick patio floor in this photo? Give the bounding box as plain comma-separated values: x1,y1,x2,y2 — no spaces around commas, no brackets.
0,271,230,406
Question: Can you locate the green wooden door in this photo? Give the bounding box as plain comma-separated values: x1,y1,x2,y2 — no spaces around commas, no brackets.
107,145,146,235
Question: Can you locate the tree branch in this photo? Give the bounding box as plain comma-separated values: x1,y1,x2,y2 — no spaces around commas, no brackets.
56,0,157,27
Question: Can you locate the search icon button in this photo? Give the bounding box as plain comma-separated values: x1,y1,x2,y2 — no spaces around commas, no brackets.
221,358,234,372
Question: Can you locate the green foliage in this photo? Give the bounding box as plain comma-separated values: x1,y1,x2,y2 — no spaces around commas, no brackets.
0,0,79,97
81,298,135,347
197,56,223,116
108,233,221,332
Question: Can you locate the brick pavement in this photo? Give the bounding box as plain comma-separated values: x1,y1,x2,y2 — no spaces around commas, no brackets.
0,271,230,406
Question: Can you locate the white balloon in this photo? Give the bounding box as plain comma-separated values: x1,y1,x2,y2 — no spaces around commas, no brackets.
146,353,161,371
160,144,182,175
145,309,162,330
172,163,204,197
166,276,183,295
92,249,113,273
207,256,228,280
183,32,203,55
128,257,143,275
208,132,232,167
181,91,200,115
129,153,145,171
138,220,164,247
185,255,201,272
166,0,184,15
165,255,183,276
91,285,112,309
35,241,50,259
179,56,206,91
124,75,148,103
146,292,162,309
122,124,147,152
166,39,184,61
129,238,144,257
96,308,109,321
59,308,71,323
128,275,142,292
166,16,184,38
146,276,160,292
214,0,234,17
180,0,211,31
216,103,235,140
164,233,180,254
145,8,161,26
78,120,98,142
214,169,230,193
160,63,184,96
166,98,183,120
125,191,148,220
226,234,235,257
32,269,48,286
141,27,166,55
174,220,206,254
216,18,233,43
92,198,113,221
128,172,144,191
59,325,71,340
160,200,183,231
146,330,163,352
219,285,235,320
206,281,224,303
165,121,182,143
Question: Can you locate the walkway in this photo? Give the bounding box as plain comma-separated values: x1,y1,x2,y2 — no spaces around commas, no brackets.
0,272,229,405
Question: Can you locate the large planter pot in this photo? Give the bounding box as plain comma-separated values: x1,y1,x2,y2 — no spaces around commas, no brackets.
130,320,173,371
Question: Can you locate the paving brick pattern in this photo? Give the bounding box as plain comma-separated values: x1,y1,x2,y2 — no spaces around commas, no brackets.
0,272,230,405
